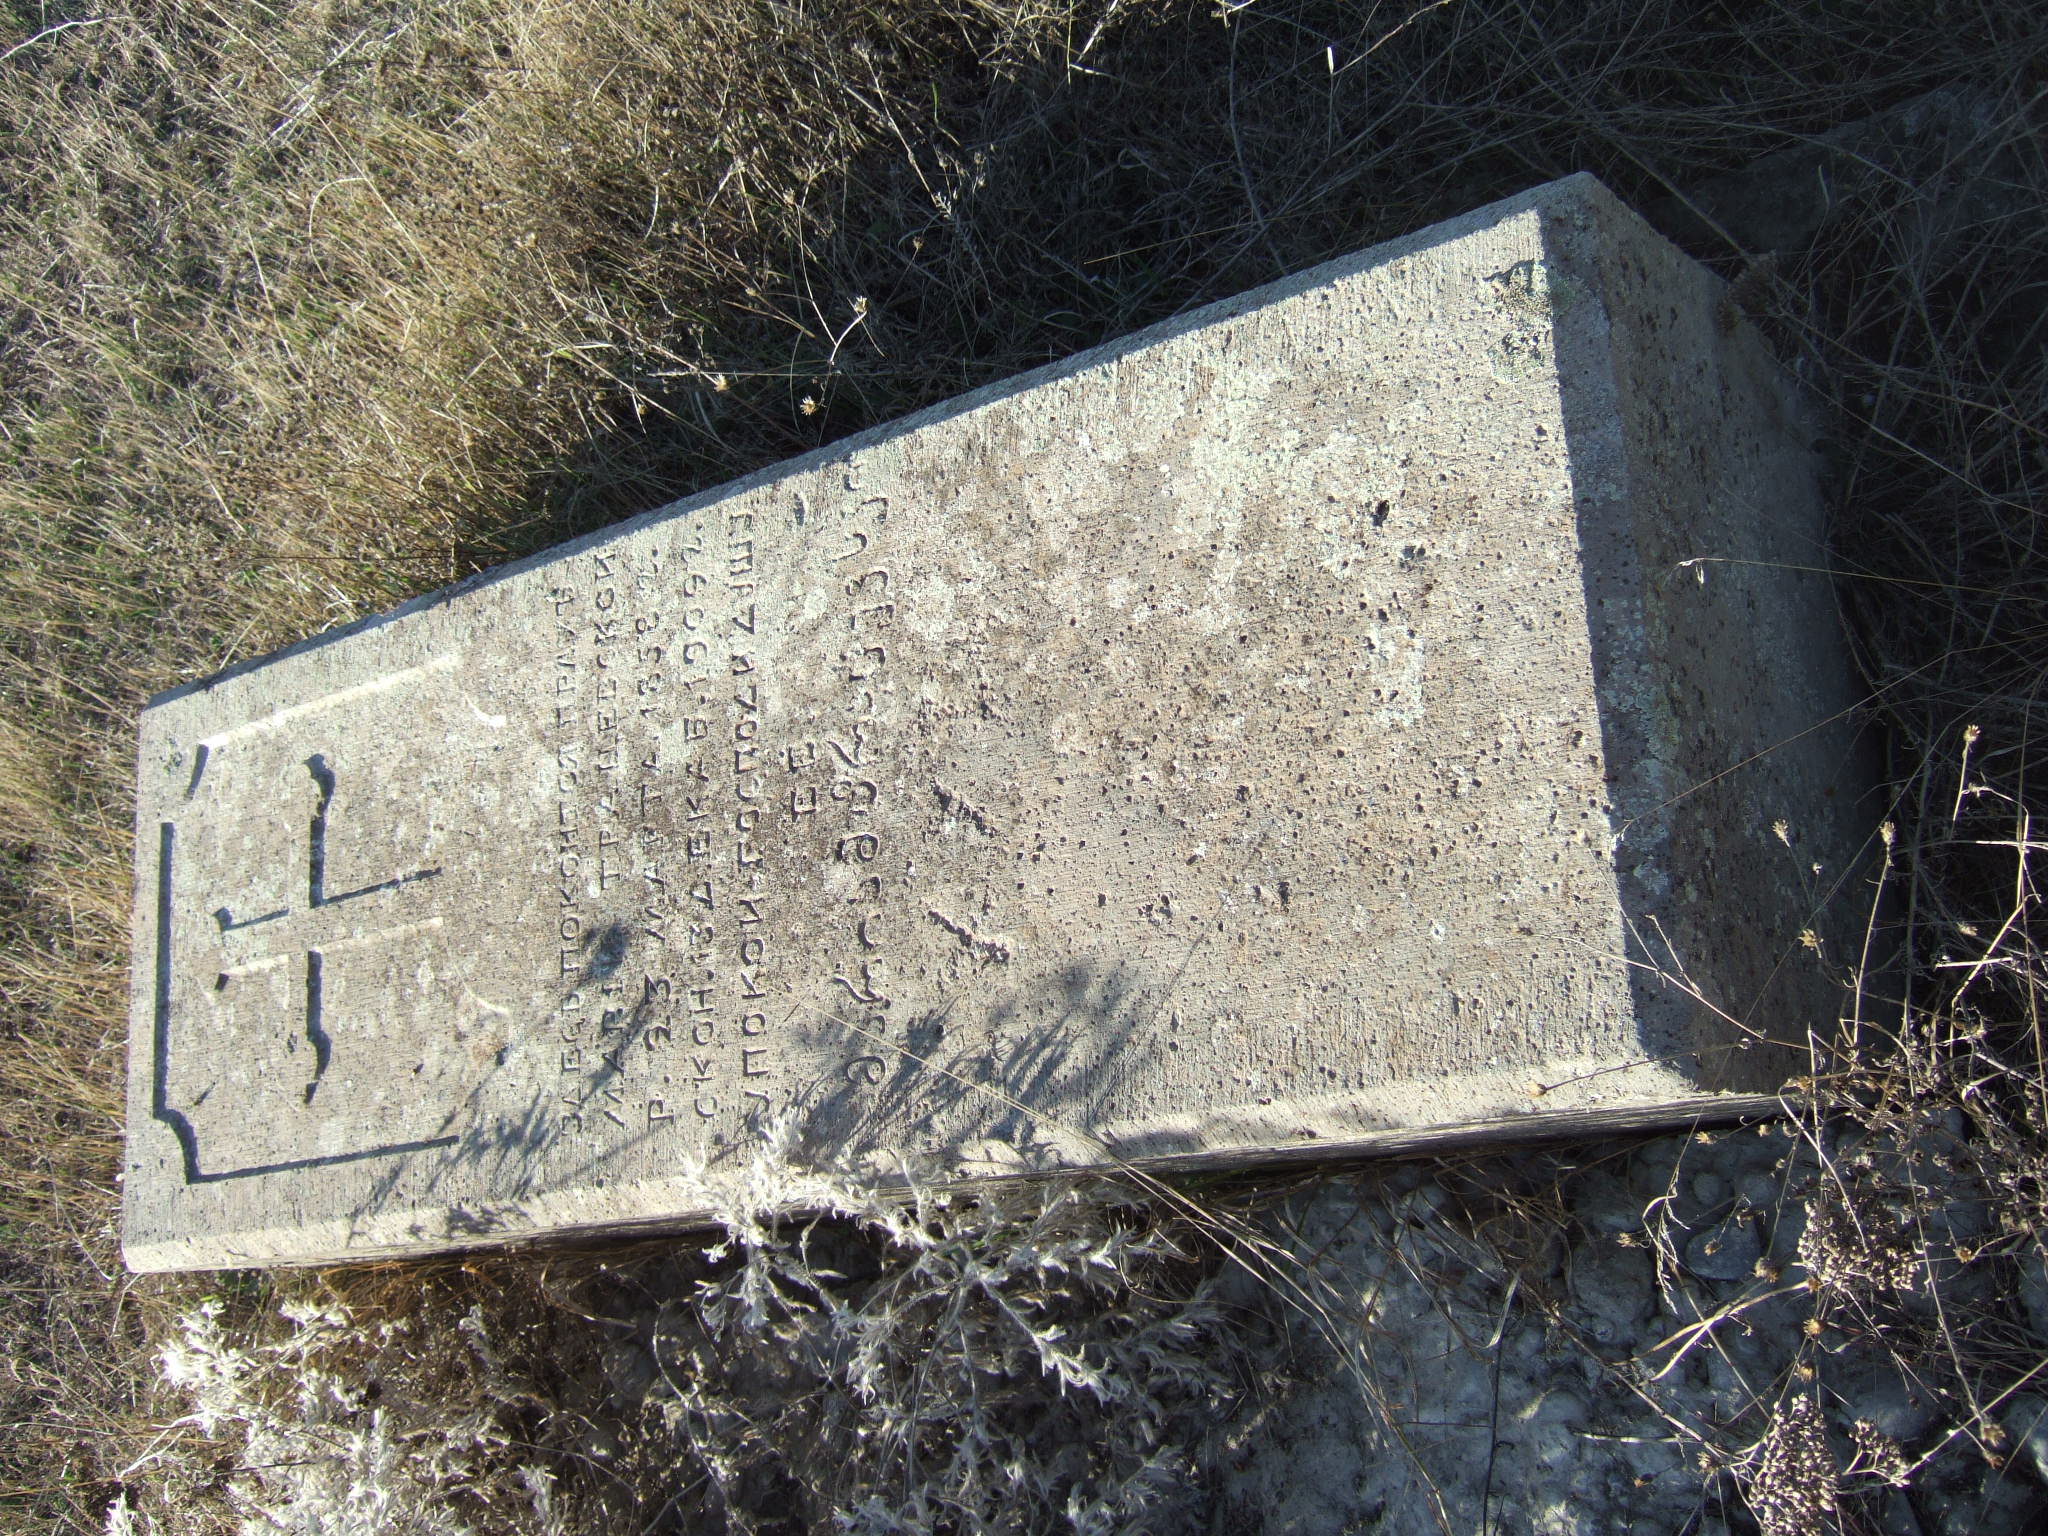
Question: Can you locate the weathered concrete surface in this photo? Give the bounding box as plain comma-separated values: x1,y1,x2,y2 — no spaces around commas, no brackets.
123,174,1875,1271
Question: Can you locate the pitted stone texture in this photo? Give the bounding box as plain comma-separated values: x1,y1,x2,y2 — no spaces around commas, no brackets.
123,174,1873,1270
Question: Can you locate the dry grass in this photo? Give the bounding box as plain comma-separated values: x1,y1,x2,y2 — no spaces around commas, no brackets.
3,0,2045,1530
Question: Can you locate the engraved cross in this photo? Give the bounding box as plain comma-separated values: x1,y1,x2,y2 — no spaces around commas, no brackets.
211,754,441,1104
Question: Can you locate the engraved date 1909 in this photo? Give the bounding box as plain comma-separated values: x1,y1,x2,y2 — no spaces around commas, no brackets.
550,513,783,1148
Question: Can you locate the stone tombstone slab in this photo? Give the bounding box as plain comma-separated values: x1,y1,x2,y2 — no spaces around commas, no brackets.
124,174,1874,1271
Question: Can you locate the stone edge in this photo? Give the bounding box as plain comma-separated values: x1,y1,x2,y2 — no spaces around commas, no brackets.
124,1089,1788,1272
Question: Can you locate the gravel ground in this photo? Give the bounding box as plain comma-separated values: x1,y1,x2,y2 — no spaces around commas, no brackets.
544,1111,2042,1533
1207,1122,2045,1535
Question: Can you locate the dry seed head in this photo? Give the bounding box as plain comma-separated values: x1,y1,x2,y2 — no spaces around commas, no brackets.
1745,1397,1837,1536
1849,1420,1912,1487
1797,1198,1924,1292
